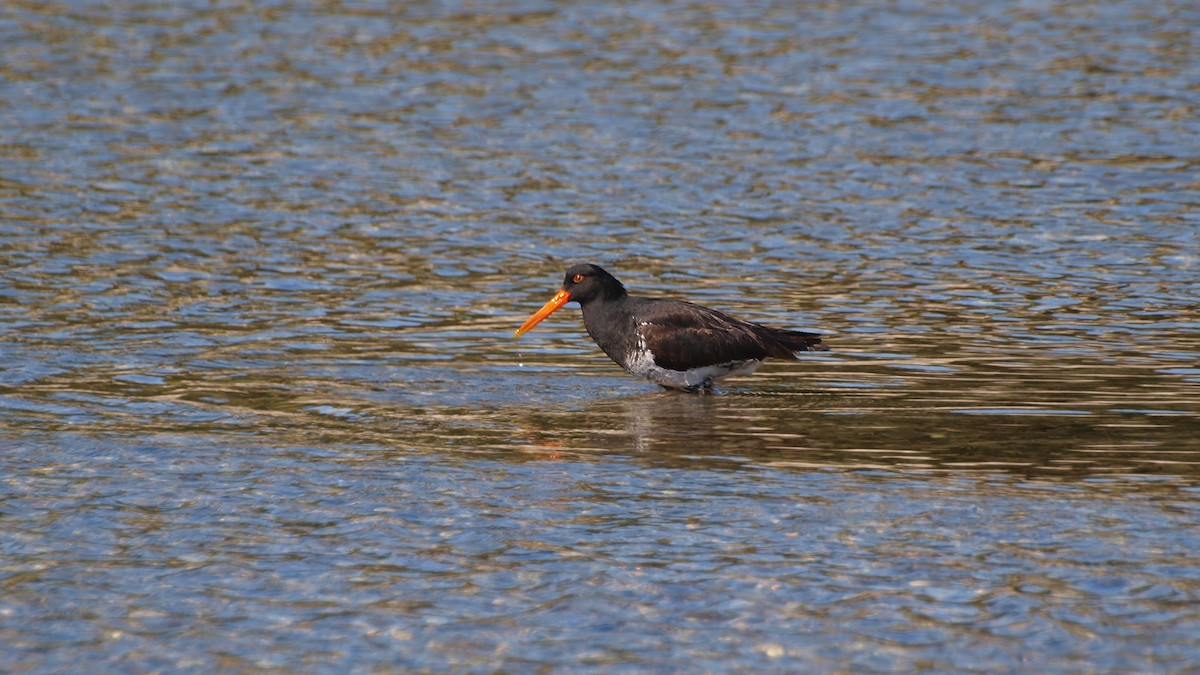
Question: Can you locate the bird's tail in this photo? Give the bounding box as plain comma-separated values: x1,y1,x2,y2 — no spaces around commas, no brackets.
762,327,827,358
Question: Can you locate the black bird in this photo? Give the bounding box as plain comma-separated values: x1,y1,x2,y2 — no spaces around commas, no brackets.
515,264,827,392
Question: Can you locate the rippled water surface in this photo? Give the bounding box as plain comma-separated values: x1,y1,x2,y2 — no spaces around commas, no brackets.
3,0,1199,671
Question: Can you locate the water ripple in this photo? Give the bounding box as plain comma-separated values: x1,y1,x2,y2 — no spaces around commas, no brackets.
4,0,1200,670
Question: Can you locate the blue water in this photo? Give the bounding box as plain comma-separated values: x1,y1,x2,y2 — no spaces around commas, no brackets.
2,0,1199,671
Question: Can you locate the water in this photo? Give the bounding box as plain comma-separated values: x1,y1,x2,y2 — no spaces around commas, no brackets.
3,0,1199,671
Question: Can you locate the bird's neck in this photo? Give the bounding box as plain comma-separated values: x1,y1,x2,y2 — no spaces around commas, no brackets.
601,280,627,302
578,285,628,311
579,295,635,366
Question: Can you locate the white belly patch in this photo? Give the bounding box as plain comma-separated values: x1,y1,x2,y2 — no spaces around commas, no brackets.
623,331,762,389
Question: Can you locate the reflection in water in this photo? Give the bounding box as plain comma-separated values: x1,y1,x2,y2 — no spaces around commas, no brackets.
3,0,1200,670
501,382,1199,481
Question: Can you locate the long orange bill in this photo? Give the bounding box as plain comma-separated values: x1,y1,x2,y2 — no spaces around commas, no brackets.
515,289,571,337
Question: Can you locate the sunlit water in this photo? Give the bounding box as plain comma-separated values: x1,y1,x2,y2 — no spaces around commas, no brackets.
2,0,1199,671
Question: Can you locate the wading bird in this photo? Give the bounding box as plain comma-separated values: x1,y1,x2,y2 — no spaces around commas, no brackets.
515,264,827,392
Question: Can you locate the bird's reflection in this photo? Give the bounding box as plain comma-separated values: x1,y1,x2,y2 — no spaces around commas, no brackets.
509,385,830,471
502,378,1200,485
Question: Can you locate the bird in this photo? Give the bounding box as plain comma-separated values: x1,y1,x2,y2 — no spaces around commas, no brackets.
514,263,827,392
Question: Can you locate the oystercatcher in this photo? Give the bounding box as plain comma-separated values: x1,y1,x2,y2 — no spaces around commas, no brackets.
515,264,827,392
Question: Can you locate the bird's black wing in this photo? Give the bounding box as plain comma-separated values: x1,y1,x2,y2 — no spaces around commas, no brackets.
633,299,798,372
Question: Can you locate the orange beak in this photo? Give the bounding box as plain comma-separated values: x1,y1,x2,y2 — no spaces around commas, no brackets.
515,289,571,337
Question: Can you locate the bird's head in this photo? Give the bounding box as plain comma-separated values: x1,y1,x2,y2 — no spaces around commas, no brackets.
514,263,626,337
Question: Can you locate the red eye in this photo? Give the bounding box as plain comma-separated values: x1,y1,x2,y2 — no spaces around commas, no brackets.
573,274,585,283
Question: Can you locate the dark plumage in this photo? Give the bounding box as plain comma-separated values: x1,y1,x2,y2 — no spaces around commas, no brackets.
516,264,827,392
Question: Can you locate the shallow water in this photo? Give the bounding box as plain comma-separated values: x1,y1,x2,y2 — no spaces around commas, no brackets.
3,0,1199,671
